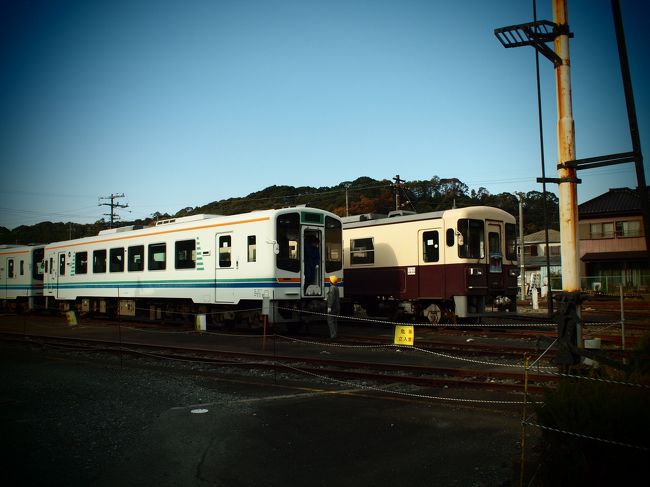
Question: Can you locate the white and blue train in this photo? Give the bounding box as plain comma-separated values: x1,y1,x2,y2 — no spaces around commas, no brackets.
0,244,45,310
40,208,343,324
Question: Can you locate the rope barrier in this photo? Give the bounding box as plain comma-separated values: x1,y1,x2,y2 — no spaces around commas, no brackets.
522,421,650,451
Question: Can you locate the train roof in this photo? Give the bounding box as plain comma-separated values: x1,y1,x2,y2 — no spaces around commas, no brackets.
342,206,514,229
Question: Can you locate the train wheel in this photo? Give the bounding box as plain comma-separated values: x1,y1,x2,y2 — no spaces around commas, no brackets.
423,303,442,324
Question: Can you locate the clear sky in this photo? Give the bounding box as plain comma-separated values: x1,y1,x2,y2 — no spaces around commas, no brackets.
1,0,648,230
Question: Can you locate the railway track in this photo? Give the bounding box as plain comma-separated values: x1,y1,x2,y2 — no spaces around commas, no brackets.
1,330,555,396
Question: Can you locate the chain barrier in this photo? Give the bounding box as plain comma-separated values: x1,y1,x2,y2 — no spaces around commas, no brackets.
522,420,649,451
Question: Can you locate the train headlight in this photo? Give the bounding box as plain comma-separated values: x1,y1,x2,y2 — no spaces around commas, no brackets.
468,267,483,276
508,268,519,277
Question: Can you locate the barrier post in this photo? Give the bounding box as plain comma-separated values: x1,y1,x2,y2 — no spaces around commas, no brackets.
519,355,530,487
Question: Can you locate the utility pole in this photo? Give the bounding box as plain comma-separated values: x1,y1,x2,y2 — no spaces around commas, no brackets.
518,194,526,300
553,0,580,294
99,193,128,228
393,175,403,211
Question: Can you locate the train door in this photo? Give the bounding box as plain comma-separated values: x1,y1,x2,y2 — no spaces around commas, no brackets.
215,233,235,303
487,221,504,289
302,228,323,297
418,228,444,297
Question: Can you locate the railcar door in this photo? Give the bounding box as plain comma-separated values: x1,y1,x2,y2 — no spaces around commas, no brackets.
487,221,504,290
302,228,323,297
418,228,444,297
215,233,236,303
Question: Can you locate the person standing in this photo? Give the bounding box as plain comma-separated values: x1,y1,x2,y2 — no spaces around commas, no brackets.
326,275,340,339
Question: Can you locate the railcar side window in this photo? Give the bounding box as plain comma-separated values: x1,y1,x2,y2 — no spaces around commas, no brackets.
325,216,342,272
59,254,66,276
505,223,517,261
20,260,25,276
93,250,107,273
148,243,166,270
350,238,374,265
247,236,256,263
8,259,15,278
446,229,454,247
423,231,440,262
128,245,144,272
110,248,124,272
219,236,232,268
75,252,88,274
458,219,485,259
175,240,196,269
276,212,300,272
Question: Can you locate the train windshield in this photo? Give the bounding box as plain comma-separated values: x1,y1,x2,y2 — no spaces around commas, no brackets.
324,216,342,272
276,212,300,272
458,219,485,259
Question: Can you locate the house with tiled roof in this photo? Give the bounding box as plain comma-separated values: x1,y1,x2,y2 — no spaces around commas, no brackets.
518,229,562,297
578,187,648,292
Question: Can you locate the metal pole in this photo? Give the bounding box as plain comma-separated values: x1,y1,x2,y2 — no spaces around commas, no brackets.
610,0,650,265
553,0,580,294
518,194,525,300
619,283,626,351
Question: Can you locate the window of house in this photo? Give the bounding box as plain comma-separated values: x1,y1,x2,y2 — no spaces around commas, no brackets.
148,243,166,271
589,222,614,239
93,250,107,273
75,252,88,274
350,237,374,265
616,220,641,238
422,231,439,262
175,240,196,269
109,248,124,273
128,245,144,271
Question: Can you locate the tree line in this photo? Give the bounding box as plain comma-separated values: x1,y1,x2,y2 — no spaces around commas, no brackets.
0,176,558,245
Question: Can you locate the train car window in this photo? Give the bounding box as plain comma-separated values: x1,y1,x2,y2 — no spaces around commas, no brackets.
175,240,196,269
148,243,166,271
33,248,45,280
446,229,454,247
276,213,300,272
350,238,374,265
109,248,124,272
128,245,144,272
59,254,66,276
423,231,439,262
458,219,485,259
505,223,517,261
325,216,342,272
219,236,232,267
20,260,25,276
44,259,49,274
8,259,14,278
49,257,54,274
247,236,256,263
75,252,88,274
93,250,107,273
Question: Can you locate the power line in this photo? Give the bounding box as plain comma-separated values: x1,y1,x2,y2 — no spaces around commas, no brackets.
98,193,129,228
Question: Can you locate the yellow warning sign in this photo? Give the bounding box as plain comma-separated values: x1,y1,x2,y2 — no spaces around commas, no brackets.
394,325,414,346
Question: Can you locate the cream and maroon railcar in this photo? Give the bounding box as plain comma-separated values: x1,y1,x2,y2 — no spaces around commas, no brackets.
1,245,45,310
43,208,343,324
342,206,518,323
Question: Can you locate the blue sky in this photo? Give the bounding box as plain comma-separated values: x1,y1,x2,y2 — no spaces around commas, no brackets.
1,0,648,229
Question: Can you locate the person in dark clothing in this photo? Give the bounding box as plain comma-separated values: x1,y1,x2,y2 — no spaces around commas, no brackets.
326,275,340,339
